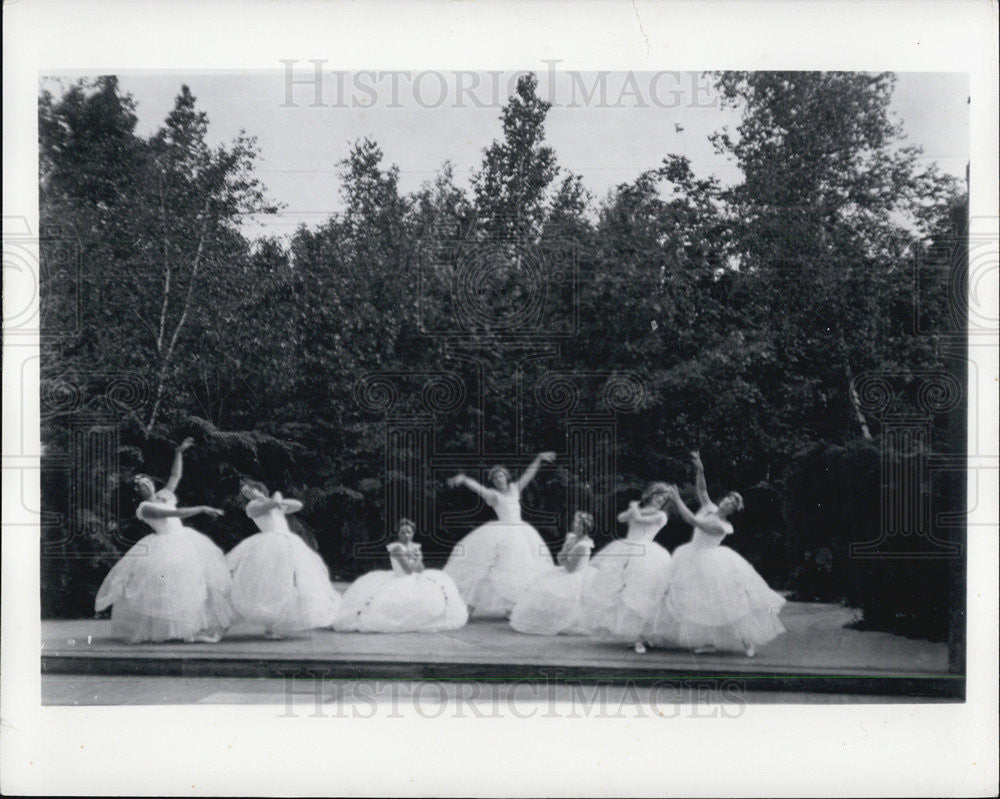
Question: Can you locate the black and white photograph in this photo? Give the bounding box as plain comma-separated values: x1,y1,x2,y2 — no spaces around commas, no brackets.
3,1,998,796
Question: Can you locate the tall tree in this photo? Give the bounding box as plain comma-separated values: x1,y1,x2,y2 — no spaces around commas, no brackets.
39,77,146,382
39,80,278,432
141,86,277,431
471,73,559,241
710,71,961,446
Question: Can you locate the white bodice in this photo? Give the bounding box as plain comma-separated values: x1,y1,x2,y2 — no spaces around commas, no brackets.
561,535,594,573
624,509,668,542
136,496,184,535
388,542,422,576
489,486,522,523
689,507,732,547
249,505,294,536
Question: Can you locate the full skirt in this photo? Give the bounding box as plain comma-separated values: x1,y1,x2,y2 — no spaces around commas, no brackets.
333,569,468,633
509,565,598,635
582,539,672,641
647,543,786,652
226,532,341,633
95,528,233,643
443,521,554,618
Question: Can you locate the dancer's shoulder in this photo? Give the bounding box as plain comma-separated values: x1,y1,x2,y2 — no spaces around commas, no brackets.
700,513,732,536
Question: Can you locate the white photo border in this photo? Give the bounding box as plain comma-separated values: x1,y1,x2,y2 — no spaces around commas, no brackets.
3,1,998,796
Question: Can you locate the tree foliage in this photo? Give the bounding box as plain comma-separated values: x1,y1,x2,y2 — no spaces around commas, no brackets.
40,72,965,640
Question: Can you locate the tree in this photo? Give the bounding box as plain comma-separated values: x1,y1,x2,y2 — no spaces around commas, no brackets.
39,77,146,385
710,71,962,447
140,86,278,431
471,73,559,241
39,80,278,433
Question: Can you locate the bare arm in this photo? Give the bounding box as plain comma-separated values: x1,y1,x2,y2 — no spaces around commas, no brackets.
141,503,223,520
691,450,711,507
617,502,639,524
516,451,556,492
272,492,303,515
667,488,726,536
448,474,495,504
556,533,579,566
246,498,282,517
561,540,593,574
280,499,303,515
163,437,194,493
388,544,423,575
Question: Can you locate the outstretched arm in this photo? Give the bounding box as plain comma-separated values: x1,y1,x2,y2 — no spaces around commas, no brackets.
691,450,711,507
448,473,495,504
516,451,556,492
666,487,726,536
163,437,194,493
141,503,224,520
668,491,698,527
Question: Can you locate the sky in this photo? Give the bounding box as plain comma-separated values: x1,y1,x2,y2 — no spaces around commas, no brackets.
43,70,969,240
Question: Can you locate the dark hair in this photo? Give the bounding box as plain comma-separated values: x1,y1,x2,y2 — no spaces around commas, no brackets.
488,465,511,487
641,482,671,506
240,478,269,502
724,491,745,513
132,473,155,496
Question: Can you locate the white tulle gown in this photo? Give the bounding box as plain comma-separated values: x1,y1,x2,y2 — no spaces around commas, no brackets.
648,509,786,652
226,498,342,634
95,492,233,643
510,535,597,635
334,542,468,633
583,505,672,641
443,485,554,618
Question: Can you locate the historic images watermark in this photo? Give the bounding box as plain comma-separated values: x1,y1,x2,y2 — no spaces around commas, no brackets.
277,673,748,719
278,61,719,110
4,218,152,555
3,216,81,339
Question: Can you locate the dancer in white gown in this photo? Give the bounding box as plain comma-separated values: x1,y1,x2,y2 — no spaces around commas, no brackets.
648,451,785,656
583,483,673,653
510,511,598,635
443,452,557,618
226,480,342,638
334,518,468,633
95,438,233,644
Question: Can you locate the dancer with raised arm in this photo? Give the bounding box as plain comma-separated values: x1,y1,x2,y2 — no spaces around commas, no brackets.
334,518,468,633
226,480,342,639
583,483,673,653
95,438,233,644
510,510,598,636
649,451,785,657
443,452,556,618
